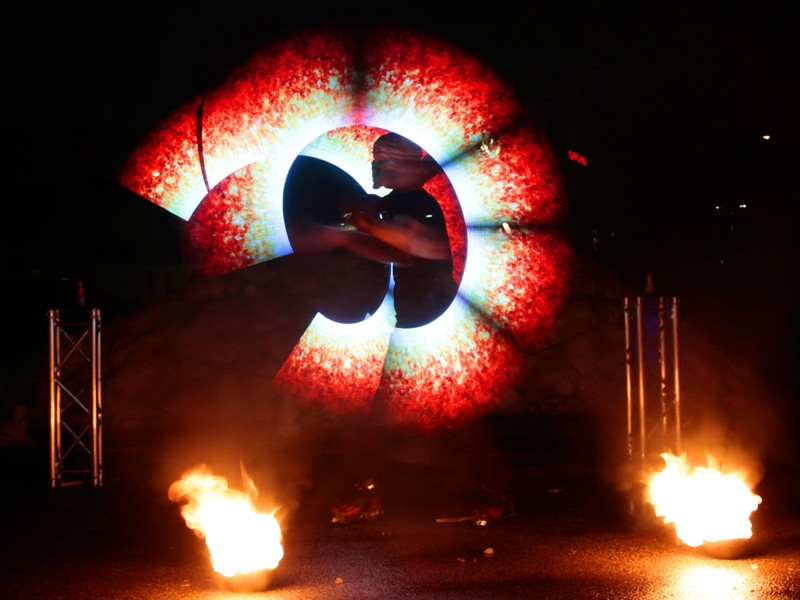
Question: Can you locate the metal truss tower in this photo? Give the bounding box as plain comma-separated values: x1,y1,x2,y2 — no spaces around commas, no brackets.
48,308,103,487
624,295,682,474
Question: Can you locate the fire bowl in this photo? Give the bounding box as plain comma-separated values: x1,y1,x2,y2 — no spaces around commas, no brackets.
702,538,751,559
214,569,274,592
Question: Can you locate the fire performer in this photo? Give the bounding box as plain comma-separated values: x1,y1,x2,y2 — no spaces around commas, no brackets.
285,133,457,328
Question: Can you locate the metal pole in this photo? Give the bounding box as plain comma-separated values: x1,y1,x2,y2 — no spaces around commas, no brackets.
48,310,58,488
624,298,634,465
635,297,646,468
91,309,103,486
671,297,681,453
658,297,669,441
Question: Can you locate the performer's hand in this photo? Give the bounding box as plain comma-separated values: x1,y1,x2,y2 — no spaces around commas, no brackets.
344,210,375,232
338,194,382,224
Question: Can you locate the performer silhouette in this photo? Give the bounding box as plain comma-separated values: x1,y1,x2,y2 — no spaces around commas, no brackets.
284,133,456,327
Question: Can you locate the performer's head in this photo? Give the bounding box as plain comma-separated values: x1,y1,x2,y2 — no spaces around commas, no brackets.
371,133,441,191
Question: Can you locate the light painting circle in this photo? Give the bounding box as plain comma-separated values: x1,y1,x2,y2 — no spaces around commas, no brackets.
119,25,572,431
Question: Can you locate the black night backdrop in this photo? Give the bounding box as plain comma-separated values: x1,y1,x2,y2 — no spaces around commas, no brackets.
3,3,797,448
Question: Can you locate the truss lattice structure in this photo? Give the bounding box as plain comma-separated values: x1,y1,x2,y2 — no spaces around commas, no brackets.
48,308,103,487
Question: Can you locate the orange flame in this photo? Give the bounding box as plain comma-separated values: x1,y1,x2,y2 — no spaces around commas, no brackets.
645,452,762,547
168,464,283,577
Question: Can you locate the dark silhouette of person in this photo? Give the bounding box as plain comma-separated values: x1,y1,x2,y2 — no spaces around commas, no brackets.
284,133,456,327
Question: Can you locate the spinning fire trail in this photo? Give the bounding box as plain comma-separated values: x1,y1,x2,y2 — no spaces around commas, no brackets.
119,25,571,431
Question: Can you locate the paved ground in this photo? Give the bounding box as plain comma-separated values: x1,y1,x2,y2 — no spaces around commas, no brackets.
2,417,799,599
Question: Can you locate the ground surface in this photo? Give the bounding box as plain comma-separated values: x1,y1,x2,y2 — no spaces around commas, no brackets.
2,418,799,600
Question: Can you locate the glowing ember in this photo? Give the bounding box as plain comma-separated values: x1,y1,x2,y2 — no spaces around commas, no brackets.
645,452,762,547
168,464,283,578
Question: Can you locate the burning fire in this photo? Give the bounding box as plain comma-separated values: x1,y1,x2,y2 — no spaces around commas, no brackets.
168,464,284,578
645,452,762,547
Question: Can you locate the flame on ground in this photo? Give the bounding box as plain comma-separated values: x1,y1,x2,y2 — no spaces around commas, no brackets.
168,464,284,578
645,452,762,547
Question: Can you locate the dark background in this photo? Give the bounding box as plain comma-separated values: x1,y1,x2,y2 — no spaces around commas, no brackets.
3,2,797,428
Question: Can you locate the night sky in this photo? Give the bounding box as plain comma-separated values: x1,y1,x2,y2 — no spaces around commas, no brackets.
5,3,797,412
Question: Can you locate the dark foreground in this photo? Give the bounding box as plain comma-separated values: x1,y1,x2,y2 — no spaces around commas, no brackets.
2,417,799,600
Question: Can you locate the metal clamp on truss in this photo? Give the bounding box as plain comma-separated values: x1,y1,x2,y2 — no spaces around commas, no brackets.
48,308,103,488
